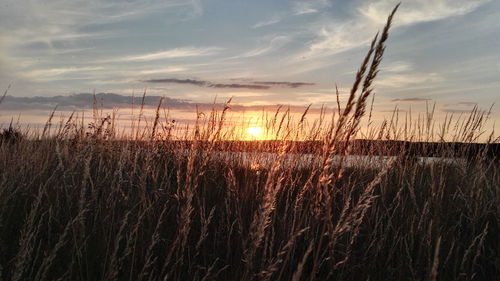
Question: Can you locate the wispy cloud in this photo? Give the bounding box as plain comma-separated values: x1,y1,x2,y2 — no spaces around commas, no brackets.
20,67,105,82
293,0,329,16
293,2,321,15
441,101,484,113
237,36,290,58
110,47,223,62
376,73,442,88
139,66,188,75
0,0,198,47
252,16,283,29
307,22,373,57
441,108,483,113
252,0,326,29
381,61,413,73
456,102,478,106
391,98,431,102
360,0,490,25
302,0,489,60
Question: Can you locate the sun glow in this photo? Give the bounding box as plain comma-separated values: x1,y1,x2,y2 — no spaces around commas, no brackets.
246,126,264,139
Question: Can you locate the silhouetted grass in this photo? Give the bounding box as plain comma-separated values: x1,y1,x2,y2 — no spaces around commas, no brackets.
0,4,498,281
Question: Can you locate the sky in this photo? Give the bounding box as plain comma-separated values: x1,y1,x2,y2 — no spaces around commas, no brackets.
0,0,499,132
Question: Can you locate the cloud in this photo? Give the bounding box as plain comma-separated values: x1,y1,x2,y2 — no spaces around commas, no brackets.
0,93,190,111
302,0,489,60
307,22,372,56
0,0,206,94
142,78,271,90
391,98,431,102
237,36,290,58
252,16,283,29
376,73,442,88
253,81,315,88
381,61,413,73
0,0,197,47
360,0,490,25
293,2,320,15
252,0,326,29
209,83,269,90
380,109,408,113
20,67,105,82
0,93,330,114
110,47,223,62
143,78,208,86
190,0,204,17
456,102,478,106
139,66,188,74
441,101,483,113
292,0,330,16
441,108,482,113
142,78,316,90
441,101,482,110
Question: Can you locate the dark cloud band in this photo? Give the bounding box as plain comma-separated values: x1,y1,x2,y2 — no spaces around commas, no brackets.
253,81,315,88
0,93,325,113
142,78,270,90
142,78,315,90
142,78,208,86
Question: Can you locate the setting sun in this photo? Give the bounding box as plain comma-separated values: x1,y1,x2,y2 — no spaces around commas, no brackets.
246,126,264,139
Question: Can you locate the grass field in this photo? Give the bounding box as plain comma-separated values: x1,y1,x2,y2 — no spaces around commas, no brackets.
0,5,499,281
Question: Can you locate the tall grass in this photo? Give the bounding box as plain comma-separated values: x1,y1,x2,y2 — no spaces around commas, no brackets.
0,5,498,281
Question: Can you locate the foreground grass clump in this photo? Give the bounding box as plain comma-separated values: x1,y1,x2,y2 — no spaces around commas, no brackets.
0,5,499,281
0,133,498,281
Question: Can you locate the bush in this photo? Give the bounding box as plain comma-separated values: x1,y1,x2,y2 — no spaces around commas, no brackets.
0,125,23,144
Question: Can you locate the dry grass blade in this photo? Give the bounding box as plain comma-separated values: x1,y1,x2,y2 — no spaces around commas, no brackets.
151,97,164,140
349,3,400,136
0,84,10,105
428,236,442,281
